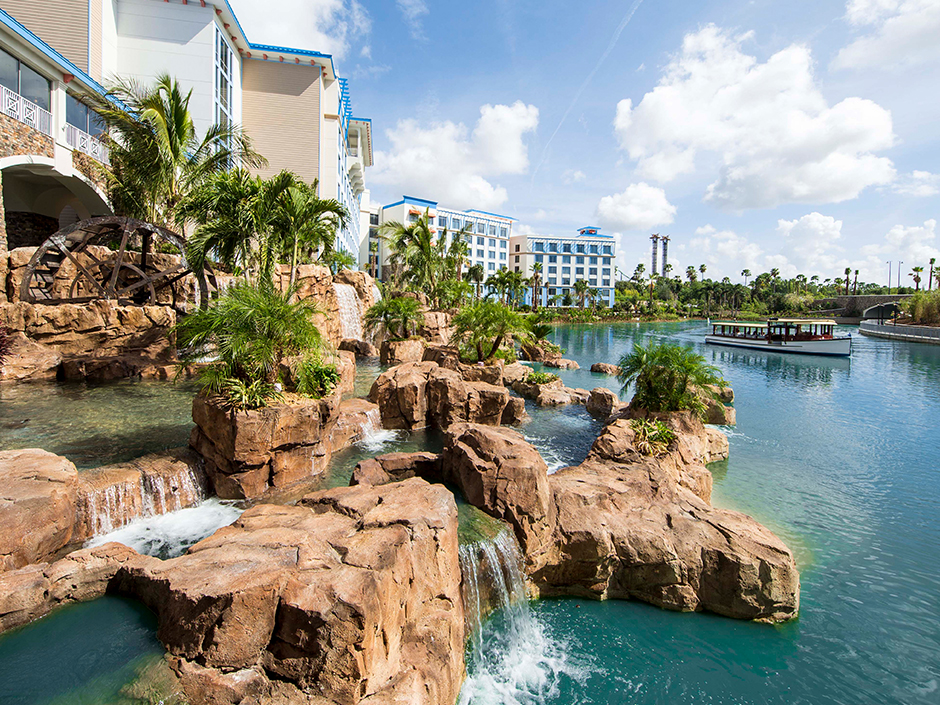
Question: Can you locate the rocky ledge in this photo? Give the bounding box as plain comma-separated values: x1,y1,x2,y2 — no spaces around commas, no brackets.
353,412,799,623
0,478,465,705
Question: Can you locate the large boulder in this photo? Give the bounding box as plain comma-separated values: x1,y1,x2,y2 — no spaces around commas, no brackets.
591,362,620,376
420,311,454,345
543,358,580,370
519,342,562,364
0,449,79,571
380,339,426,366
586,387,620,417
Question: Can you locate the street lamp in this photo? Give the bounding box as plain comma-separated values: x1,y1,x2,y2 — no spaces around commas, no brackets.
898,261,903,295
887,261,892,293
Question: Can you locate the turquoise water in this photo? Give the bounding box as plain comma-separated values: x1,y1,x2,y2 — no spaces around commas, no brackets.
0,380,196,469
0,597,172,705
463,321,940,704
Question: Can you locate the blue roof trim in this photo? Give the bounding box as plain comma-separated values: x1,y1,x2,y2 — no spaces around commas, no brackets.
466,208,515,221
0,9,108,97
382,196,438,210
578,226,602,232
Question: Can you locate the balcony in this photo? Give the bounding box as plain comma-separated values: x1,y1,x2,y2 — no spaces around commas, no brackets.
66,123,110,166
0,84,52,136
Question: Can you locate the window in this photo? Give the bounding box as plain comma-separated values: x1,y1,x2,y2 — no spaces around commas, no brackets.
452,218,462,229
66,94,105,136
500,252,507,260
500,240,507,249
602,268,611,276
548,279,556,286
603,280,611,287
477,249,485,258
534,254,544,263
562,255,571,264
408,213,419,223
562,243,572,253
534,242,545,252
500,227,508,237
489,225,497,235
476,222,485,234
515,244,520,252
576,267,584,275
370,213,379,226
0,49,50,111
603,257,612,266
576,244,585,253
548,255,557,263
562,279,570,286
562,267,570,275
590,245,599,254
477,236,485,245
589,279,597,286
438,216,448,227
548,242,558,253
590,257,598,265
576,256,584,265
489,238,496,247
488,250,496,259
548,266,557,274
515,255,520,263
589,268,598,276
488,262,496,271
515,266,520,272
603,245,612,255
214,26,234,143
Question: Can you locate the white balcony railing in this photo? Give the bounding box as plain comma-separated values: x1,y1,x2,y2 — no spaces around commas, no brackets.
65,123,110,166
0,84,53,136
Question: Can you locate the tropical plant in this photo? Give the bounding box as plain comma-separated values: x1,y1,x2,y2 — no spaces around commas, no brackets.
364,297,424,341
741,269,751,286
530,262,543,310
911,266,924,292
272,180,348,285
90,74,263,228
321,249,357,274
527,370,560,385
617,341,725,415
574,279,589,309
173,280,330,409
465,264,486,301
451,300,530,361
629,418,677,456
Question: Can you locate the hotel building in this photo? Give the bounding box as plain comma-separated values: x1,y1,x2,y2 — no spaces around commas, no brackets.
371,195,514,282
509,227,617,307
0,0,372,258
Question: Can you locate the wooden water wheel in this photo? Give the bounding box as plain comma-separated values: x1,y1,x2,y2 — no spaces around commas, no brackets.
19,216,209,310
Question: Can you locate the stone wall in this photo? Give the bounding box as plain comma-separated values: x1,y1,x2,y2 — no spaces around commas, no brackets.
72,150,109,193
5,212,59,249
0,113,54,162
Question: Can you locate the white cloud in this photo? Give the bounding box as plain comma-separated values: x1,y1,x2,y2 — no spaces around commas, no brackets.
397,0,430,40
372,102,539,210
775,213,845,276
834,0,940,70
892,170,940,197
689,225,765,276
227,0,370,60
563,169,586,184
596,182,677,231
614,25,897,210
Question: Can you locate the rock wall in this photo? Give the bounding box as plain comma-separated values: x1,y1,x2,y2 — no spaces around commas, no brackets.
4,212,59,249
0,479,467,705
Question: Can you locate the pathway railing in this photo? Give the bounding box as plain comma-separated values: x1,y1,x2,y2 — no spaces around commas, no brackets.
859,320,940,344
65,123,110,165
0,84,52,135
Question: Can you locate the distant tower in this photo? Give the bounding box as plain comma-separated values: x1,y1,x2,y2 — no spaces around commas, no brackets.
661,236,670,275
650,234,659,276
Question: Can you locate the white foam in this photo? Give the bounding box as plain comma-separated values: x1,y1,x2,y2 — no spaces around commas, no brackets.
86,499,242,559
356,427,403,454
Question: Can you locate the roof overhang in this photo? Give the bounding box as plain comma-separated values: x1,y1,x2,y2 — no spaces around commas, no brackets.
349,118,373,167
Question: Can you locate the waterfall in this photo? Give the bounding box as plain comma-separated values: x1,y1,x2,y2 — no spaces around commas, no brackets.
355,406,401,453
81,456,210,538
372,282,382,303
458,529,588,704
333,282,364,340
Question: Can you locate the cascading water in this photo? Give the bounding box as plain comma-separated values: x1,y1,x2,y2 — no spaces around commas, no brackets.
458,529,588,704
333,282,364,340
372,282,382,303
355,407,401,453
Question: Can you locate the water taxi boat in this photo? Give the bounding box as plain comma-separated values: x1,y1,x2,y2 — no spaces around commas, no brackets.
705,319,852,357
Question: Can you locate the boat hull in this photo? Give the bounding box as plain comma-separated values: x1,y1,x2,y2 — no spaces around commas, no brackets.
705,335,852,357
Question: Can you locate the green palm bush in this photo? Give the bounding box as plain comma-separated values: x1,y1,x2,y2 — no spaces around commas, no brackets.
617,341,725,416
451,300,530,362
364,297,425,341
174,280,334,409
629,418,677,456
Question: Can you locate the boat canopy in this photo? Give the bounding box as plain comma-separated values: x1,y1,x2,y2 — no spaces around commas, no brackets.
711,321,767,328
771,318,837,325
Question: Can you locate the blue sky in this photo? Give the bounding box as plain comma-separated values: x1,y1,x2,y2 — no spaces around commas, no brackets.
228,0,940,285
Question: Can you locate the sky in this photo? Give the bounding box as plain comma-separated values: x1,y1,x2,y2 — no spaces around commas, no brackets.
227,0,940,286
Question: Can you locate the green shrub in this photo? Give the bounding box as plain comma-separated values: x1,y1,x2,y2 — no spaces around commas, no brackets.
527,370,560,385
902,290,940,325
293,355,342,398
630,418,677,456
618,341,725,417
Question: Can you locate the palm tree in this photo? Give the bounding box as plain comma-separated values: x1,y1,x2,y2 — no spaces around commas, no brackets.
911,266,924,291
929,258,937,291
632,263,647,286
574,279,589,309
272,179,348,287
379,209,441,305
91,74,263,229
364,297,424,341
686,266,698,284
589,287,601,312
616,341,724,415
699,264,707,279
770,268,780,293
852,269,859,295
322,249,357,274
451,300,530,361
530,262,543,310
741,269,751,286
844,267,852,295
465,264,485,301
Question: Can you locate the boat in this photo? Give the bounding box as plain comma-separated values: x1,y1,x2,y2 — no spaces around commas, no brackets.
705,318,852,357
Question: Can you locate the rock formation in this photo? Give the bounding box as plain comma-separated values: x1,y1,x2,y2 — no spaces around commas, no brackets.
543,358,580,370
698,385,736,425
590,362,620,376
510,375,591,408
585,387,621,417
380,338,426,366
0,479,466,705
420,311,454,345
519,341,562,364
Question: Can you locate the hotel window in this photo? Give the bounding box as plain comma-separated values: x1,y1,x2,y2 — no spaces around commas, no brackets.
602,268,611,276
534,242,544,252
562,255,571,264
590,245,599,254
438,216,448,227
488,262,496,271
67,93,105,136
562,267,570,275
590,268,598,276
500,252,507,260
576,244,585,253
603,245,612,254
562,279,570,286
590,257,598,265
515,266,520,272
576,267,584,275
515,244,520,252
549,255,557,263
408,213,419,223
489,225,497,235
500,227,508,237
500,240,507,249
476,222,485,233
477,249,484,258
477,236,485,245
548,280,556,286
603,279,611,287
562,244,572,253
489,238,496,247
0,49,51,112
488,250,496,259
214,26,234,140
370,213,379,226
548,242,558,252
515,255,520,263
576,256,584,265
535,254,544,263
589,279,597,286
452,218,462,229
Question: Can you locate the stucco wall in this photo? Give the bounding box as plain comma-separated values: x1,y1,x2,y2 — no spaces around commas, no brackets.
242,60,321,184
